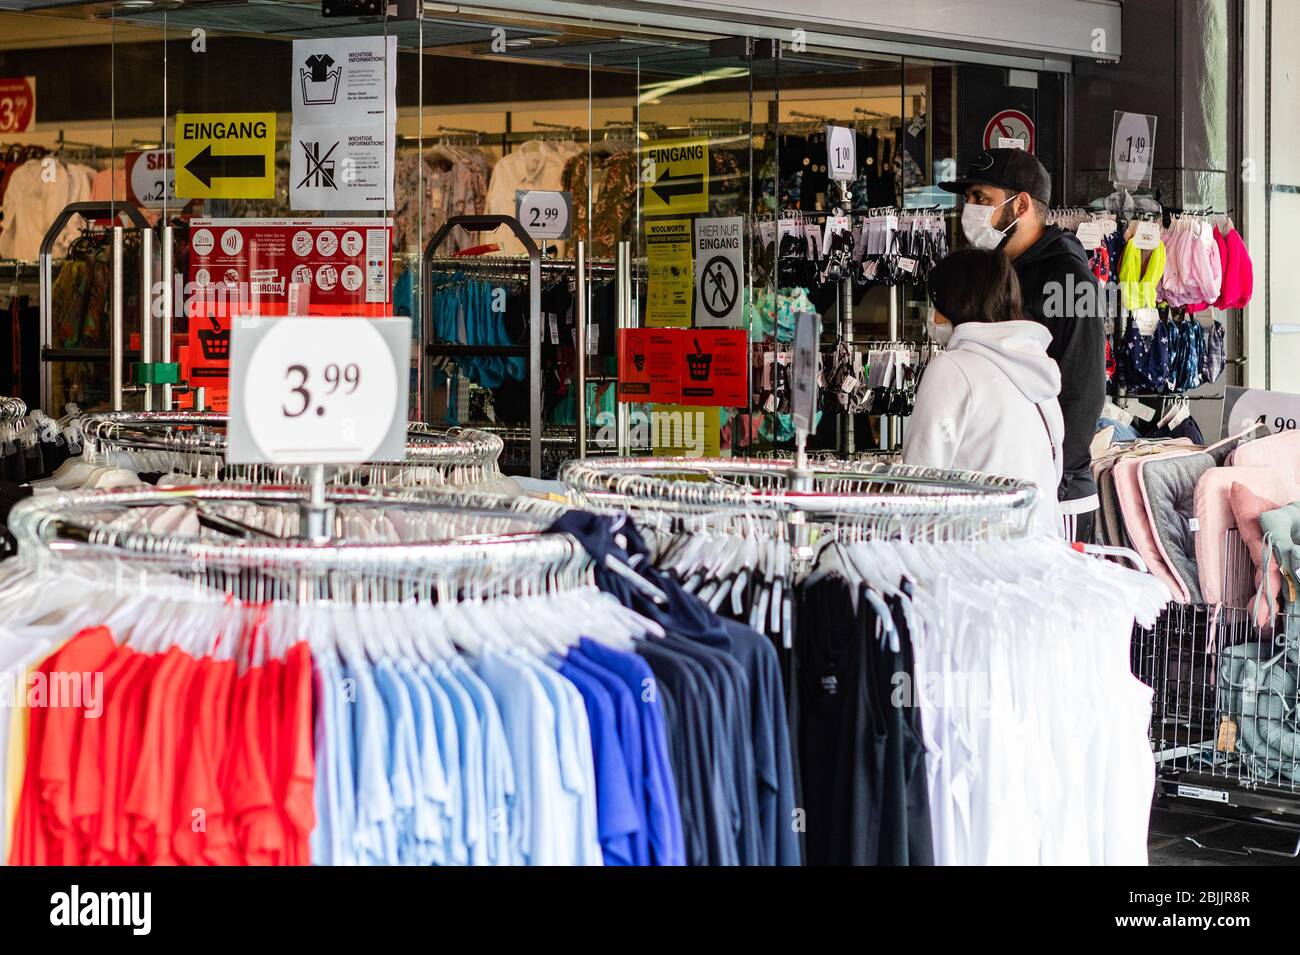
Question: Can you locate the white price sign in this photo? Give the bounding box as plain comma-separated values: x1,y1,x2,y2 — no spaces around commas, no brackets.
127,149,176,209
227,317,411,465
1110,111,1157,189
825,125,857,183
516,190,572,240
1223,386,1300,441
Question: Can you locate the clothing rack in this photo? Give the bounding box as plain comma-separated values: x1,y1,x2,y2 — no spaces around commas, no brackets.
423,214,543,478
75,411,509,487
9,483,579,594
560,456,1039,554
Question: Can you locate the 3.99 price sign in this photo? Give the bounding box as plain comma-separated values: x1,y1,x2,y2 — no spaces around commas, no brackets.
226,317,411,465
0,78,35,134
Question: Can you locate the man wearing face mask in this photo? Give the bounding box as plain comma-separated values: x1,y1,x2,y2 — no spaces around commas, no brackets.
939,148,1104,540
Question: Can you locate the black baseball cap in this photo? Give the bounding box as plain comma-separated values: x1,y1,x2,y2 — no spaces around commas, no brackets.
939,148,1051,205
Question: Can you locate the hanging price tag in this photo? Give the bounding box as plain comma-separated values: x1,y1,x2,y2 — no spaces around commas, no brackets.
803,223,822,261
1132,220,1162,251
227,317,411,465
516,190,572,240
1075,221,1103,250
825,124,857,183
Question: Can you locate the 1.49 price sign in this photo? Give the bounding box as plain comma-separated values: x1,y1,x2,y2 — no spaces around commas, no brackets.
226,317,411,465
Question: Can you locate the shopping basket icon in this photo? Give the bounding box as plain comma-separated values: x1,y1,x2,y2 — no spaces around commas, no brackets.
197,317,230,361
685,338,712,381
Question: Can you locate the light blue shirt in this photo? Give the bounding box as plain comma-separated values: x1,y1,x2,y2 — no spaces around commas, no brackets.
398,659,451,865
474,648,565,865
342,647,397,866
418,661,463,865
436,660,485,865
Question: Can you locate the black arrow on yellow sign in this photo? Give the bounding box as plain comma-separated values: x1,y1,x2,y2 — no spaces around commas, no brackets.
184,144,266,189
652,167,704,205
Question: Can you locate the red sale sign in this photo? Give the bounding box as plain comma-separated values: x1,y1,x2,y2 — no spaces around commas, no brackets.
184,217,393,410
0,78,35,134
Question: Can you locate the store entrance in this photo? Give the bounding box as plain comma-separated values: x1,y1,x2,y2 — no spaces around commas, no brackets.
0,0,969,474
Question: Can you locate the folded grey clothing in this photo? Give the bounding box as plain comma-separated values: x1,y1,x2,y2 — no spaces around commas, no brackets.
1218,628,1300,782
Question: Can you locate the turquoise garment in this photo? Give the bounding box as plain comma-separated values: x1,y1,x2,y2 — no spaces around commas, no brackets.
748,287,815,343
757,410,822,443
1224,501,1300,781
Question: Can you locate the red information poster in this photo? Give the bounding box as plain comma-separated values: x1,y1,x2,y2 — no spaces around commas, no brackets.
679,329,748,406
618,328,681,403
184,217,392,409
617,328,748,407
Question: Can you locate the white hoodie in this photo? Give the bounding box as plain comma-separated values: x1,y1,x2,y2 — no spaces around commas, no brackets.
903,320,1065,537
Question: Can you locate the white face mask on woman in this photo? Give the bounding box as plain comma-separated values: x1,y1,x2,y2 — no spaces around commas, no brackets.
926,306,954,347
961,193,1019,250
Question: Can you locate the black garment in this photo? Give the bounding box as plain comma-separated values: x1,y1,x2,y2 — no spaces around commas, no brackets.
796,574,934,865
882,590,934,866
1012,224,1106,505
39,436,70,476
0,480,32,559
1,442,25,483
637,641,735,866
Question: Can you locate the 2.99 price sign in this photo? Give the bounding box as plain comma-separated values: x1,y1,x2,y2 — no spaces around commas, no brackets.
516,190,572,241
226,317,411,465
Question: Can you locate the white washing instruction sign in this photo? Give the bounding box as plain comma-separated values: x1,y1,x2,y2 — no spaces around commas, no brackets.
292,36,397,125
291,36,396,211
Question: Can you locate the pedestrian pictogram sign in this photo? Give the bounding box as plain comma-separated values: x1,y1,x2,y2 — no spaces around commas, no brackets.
175,112,277,200
641,139,708,216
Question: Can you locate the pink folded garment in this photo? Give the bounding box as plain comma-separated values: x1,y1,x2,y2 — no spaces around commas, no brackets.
1113,450,1192,601
1194,465,1299,608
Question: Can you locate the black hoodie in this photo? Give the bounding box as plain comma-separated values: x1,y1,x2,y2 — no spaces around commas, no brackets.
1010,224,1105,505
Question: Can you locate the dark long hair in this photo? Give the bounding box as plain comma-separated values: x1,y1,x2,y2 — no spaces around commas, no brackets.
925,247,1023,325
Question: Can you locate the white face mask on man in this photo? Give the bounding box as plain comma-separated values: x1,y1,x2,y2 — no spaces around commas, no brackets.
961,193,1019,250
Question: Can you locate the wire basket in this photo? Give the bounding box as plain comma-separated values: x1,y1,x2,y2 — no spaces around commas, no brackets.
1132,527,1300,821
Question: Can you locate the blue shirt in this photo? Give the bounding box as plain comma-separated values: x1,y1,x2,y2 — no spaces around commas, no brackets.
436,660,486,865
557,658,641,865
397,660,451,865
575,638,687,866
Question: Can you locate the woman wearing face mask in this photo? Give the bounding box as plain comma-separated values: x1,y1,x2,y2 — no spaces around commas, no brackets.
903,247,1065,537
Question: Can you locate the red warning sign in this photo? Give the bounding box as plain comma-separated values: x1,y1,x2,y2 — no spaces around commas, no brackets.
617,328,748,407
679,329,748,406
618,328,680,404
